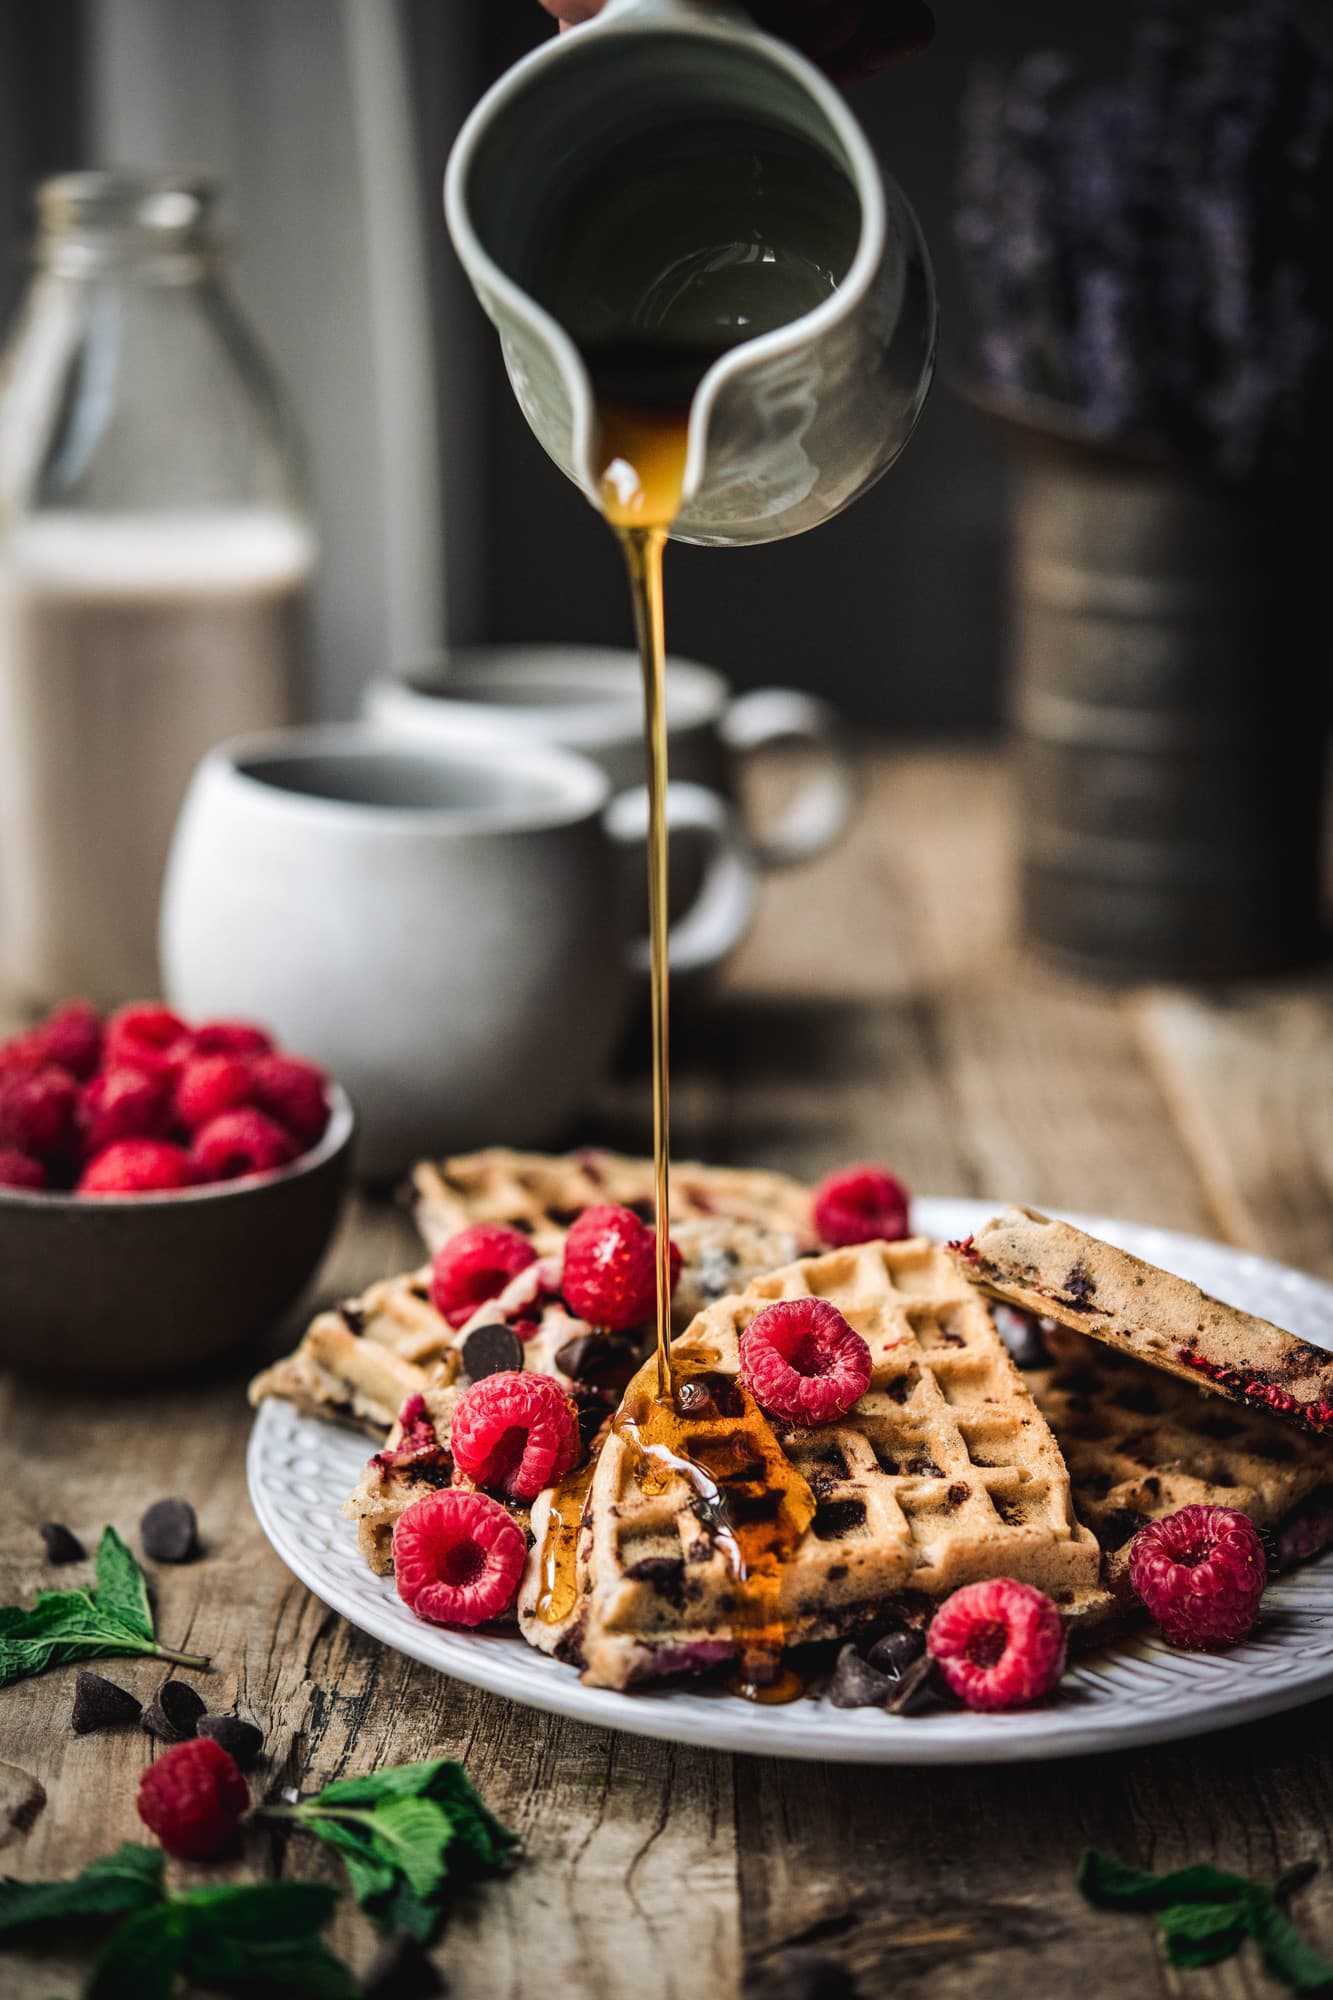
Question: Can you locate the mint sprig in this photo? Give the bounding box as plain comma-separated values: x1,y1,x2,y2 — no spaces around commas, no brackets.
0,1527,209,1687
1079,1849,1333,1992
260,1757,518,1942
0,1852,352,1999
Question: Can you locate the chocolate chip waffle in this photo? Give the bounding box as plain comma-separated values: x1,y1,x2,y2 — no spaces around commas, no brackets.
520,1238,1106,1688
341,1381,466,1574
412,1145,815,1257
952,1207,1333,1440
248,1268,450,1434
1027,1324,1331,1599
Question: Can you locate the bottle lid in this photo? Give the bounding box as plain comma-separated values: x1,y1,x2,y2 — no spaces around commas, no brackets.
34,171,226,273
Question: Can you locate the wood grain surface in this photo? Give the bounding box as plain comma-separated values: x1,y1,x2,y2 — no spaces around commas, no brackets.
1,749,1330,2000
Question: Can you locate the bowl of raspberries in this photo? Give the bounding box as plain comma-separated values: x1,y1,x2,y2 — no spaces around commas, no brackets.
0,999,355,1381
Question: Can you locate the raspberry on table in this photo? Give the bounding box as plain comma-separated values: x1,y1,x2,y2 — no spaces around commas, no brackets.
813,1164,911,1247
34,999,103,1079
0,1065,79,1162
104,1002,191,1076
738,1297,872,1425
191,1019,274,1060
560,1203,681,1331
450,1369,581,1499
431,1224,538,1329
248,1053,329,1149
136,1735,250,1859
927,1577,1067,1710
174,1053,256,1133
80,1066,173,1156
1128,1504,1268,1648
80,1139,196,1195
189,1108,298,1182
393,1487,527,1626
0,1148,46,1191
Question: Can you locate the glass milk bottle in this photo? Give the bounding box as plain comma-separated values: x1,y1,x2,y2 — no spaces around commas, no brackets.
0,171,314,1003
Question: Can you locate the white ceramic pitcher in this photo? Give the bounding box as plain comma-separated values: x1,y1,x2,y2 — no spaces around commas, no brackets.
445,0,936,547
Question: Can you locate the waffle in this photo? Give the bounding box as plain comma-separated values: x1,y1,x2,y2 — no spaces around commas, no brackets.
519,1238,1107,1688
952,1207,1333,1442
341,1379,467,1574
1027,1324,1332,1598
412,1145,815,1256
248,1267,449,1434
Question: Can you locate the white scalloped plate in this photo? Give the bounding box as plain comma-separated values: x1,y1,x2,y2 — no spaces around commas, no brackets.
248,1199,1333,1763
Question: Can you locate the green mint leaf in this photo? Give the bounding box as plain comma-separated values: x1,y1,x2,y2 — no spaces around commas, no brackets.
0,1844,165,1938
1246,1887,1333,1993
1078,1849,1250,1911
1157,1900,1247,1967
309,1760,448,1809
419,1762,519,1876
293,1815,397,1901
171,1881,341,1942
93,1529,153,1643
84,1905,189,2000
361,1798,454,1902
0,1582,207,1689
186,1933,359,1998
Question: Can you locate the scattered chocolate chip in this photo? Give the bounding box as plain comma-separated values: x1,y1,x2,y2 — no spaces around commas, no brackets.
867,1627,925,1679
885,1651,941,1716
198,1713,264,1771
461,1321,525,1381
71,1672,142,1735
140,1498,198,1564
38,1522,85,1565
362,1932,445,1999
141,1679,206,1742
827,1643,893,1709
755,1947,859,2000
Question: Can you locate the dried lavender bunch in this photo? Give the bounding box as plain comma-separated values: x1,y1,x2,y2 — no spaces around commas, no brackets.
955,0,1333,477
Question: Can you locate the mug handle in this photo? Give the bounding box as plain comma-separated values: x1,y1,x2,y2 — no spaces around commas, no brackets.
603,782,757,977
719,687,862,872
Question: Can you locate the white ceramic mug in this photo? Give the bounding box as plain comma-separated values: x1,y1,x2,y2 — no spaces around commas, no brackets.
159,725,756,1177
365,645,861,876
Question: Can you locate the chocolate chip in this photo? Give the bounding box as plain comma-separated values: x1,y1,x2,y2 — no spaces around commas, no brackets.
555,1330,641,1392
907,1455,943,1479
39,1522,85,1564
461,1322,524,1381
71,1671,141,1735
827,1643,893,1709
867,1627,925,1679
198,1713,264,1771
141,1679,206,1742
885,1651,941,1715
140,1498,198,1564
361,1932,445,1999
756,1950,859,2000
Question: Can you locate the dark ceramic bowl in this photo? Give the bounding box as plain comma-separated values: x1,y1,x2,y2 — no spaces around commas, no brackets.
0,1086,355,1384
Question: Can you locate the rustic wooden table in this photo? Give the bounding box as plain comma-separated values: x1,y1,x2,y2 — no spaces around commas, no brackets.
3,749,1331,2000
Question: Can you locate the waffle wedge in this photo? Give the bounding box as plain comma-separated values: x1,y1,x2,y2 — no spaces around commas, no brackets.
519,1238,1106,1688
1027,1324,1332,1599
952,1207,1333,1441
248,1267,450,1434
341,1380,466,1574
412,1145,815,1257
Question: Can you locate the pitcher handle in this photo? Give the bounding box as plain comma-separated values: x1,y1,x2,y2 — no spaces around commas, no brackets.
604,782,757,977
720,687,862,872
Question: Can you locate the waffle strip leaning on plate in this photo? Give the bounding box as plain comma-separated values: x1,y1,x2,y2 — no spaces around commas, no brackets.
518,1238,1107,1690
251,1149,816,1438
952,1206,1333,1439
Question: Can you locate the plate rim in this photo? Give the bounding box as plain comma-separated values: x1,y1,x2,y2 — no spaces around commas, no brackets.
247,1196,1333,1765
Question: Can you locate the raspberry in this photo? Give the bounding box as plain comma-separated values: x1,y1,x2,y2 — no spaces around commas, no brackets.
174,1054,256,1133
1127,1504,1268,1648
738,1297,872,1426
431,1224,537,1330
560,1204,681,1331
393,1487,526,1626
0,1149,46,1191
813,1164,911,1247
0,1031,45,1079
191,1018,273,1060
0,1065,78,1161
105,1003,191,1077
34,1000,102,1079
136,1736,249,1859
927,1578,1067,1710
450,1370,581,1499
248,1054,329,1150
189,1108,297,1183
80,1139,195,1195
80,1066,173,1155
